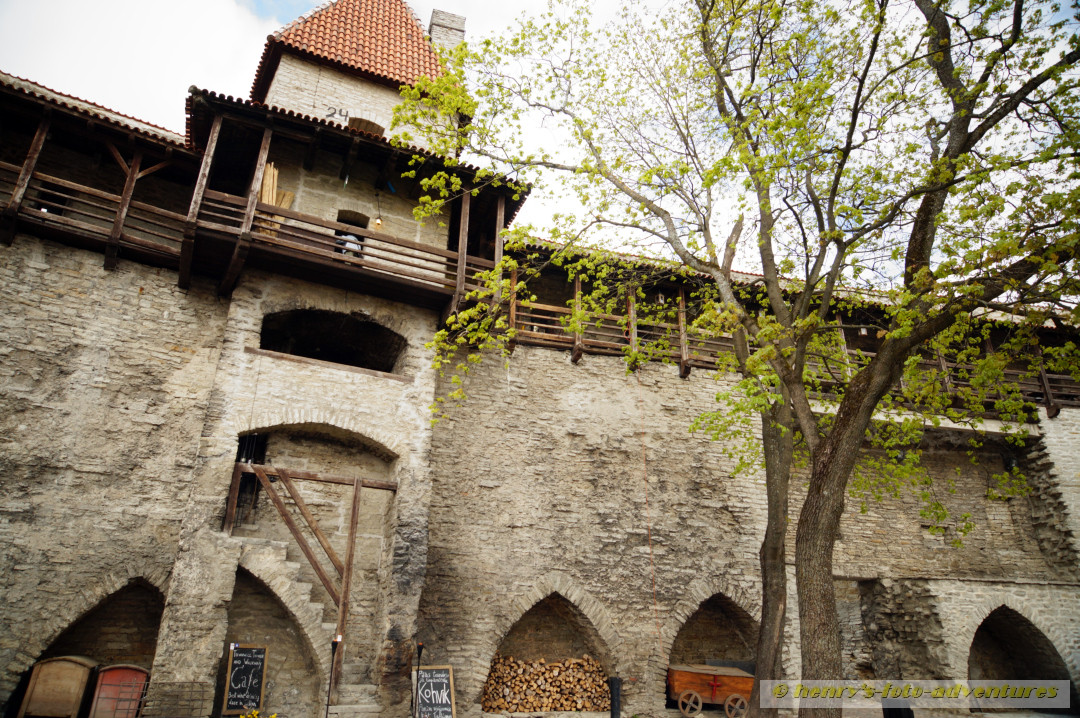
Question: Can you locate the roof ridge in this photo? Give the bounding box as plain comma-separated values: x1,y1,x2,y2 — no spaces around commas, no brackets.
271,0,339,40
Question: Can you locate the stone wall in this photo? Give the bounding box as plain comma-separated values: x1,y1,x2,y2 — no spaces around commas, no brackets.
265,55,407,137
0,235,227,701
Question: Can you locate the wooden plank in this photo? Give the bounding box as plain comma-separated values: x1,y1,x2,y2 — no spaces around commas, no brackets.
3,112,50,245
223,462,245,535
492,194,506,305
106,142,129,175
627,294,638,368
334,477,365,692
678,289,691,378
275,467,345,577
136,159,171,180
250,462,396,492
572,275,583,364
181,113,222,288
218,126,271,296
250,464,341,606
508,267,519,350
453,190,470,306
105,150,142,270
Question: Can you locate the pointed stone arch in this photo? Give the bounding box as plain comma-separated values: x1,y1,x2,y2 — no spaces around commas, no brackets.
237,544,332,682
3,565,170,695
953,595,1078,686
661,576,760,660
465,572,622,704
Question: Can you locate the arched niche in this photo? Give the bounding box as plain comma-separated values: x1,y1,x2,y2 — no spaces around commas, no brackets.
967,605,1079,714
481,594,613,713
40,580,164,669
668,593,758,670
215,570,322,718
260,309,407,374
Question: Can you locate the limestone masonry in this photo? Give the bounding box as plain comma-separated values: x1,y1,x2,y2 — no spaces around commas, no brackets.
0,2,1077,718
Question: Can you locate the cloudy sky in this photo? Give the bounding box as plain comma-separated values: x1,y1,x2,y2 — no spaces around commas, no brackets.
0,0,541,133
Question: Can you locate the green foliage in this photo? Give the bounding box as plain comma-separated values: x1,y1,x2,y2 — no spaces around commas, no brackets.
400,0,1080,541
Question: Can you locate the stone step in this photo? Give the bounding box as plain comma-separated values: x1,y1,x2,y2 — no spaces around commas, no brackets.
327,705,381,718
335,684,378,704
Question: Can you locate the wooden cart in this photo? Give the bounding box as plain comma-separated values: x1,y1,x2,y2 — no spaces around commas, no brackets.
667,664,754,718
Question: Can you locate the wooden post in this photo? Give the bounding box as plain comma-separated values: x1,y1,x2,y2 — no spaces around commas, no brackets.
251,464,340,606
508,267,519,351
571,275,584,364
180,113,222,288
222,462,244,535
677,288,690,379
333,477,364,693
626,293,639,369
492,194,506,305
936,352,954,393
2,112,51,245
104,149,142,270
452,190,471,309
276,468,345,576
219,126,272,296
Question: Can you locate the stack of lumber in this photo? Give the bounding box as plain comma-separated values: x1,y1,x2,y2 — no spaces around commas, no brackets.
481,652,611,713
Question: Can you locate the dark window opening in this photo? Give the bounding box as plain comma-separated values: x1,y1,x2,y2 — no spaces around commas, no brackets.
233,434,268,526
260,309,407,374
335,210,368,256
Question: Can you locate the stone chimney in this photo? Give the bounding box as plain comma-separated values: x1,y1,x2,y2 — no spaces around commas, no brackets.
429,10,466,48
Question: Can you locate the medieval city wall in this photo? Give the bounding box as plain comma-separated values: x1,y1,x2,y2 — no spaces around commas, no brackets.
0,235,227,699
422,344,1080,717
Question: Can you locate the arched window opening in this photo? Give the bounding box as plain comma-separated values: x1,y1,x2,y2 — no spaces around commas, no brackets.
482,594,612,713
260,309,406,374
967,606,1079,714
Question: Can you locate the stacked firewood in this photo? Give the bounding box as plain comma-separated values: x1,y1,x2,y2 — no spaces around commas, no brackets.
481,652,611,713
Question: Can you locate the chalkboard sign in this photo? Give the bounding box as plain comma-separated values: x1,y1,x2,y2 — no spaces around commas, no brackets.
222,644,267,715
415,666,456,718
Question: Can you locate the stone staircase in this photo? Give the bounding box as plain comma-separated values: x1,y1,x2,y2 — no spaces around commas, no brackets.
234,534,382,717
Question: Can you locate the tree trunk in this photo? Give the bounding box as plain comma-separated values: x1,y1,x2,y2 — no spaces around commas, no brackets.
748,399,794,718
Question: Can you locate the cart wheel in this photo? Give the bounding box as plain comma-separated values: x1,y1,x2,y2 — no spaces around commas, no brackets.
724,693,748,718
678,690,703,717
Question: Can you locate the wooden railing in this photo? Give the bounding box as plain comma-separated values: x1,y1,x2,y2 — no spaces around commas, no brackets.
508,300,1080,409
0,160,18,207
7,168,185,260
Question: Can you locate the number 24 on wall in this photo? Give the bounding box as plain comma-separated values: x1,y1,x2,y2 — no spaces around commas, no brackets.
326,106,350,120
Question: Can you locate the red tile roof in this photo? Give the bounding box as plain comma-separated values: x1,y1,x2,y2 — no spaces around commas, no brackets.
251,0,443,101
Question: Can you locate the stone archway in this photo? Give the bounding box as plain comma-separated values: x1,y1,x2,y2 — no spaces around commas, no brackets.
968,605,1079,714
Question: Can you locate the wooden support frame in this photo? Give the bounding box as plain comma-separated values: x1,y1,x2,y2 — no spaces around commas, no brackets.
508,267,519,351
104,149,143,270
677,288,691,379
250,464,341,606
180,113,222,288
626,293,639,369
3,112,51,245
332,477,364,693
223,462,245,534
492,194,506,305
571,275,584,364
453,190,471,305
219,126,273,296
276,467,344,576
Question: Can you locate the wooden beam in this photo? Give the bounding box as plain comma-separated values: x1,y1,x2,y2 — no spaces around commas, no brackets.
222,462,245,535
136,159,171,180
303,129,322,171
3,112,51,245
218,125,272,296
452,190,471,306
571,275,583,364
334,477,364,693
252,463,397,491
251,464,341,606
339,136,359,181
180,113,222,288
508,267,519,351
627,293,638,369
106,142,128,175
105,149,142,270
492,194,506,305
276,467,345,577
678,288,690,379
